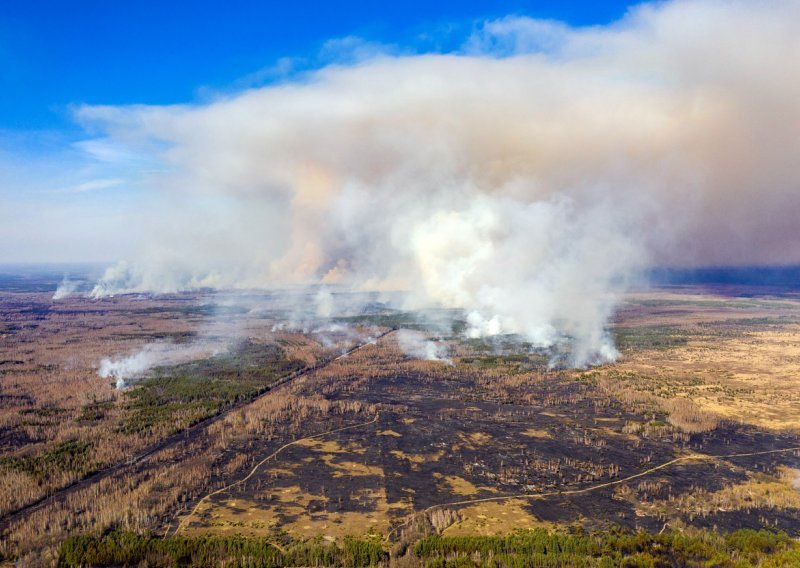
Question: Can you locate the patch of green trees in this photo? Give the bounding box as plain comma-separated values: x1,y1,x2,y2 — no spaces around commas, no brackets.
58,532,387,568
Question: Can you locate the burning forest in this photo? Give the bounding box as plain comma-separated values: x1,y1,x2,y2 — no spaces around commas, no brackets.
3,0,800,566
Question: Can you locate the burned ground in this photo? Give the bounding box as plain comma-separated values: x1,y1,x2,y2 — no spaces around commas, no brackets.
174,326,800,542
3,286,800,564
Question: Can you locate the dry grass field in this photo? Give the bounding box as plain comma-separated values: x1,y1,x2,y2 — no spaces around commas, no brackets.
3,279,800,565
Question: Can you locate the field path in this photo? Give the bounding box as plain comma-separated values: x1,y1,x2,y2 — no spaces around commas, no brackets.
172,412,382,535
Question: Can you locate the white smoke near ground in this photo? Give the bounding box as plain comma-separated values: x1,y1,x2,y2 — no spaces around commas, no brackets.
791,469,800,492
265,288,345,332
53,276,80,300
314,287,334,318
396,329,452,364
314,323,377,354
74,0,800,366
99,350,159,389
98,342,227,388
409,197,639,364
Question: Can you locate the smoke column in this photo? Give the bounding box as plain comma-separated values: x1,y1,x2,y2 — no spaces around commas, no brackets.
77,0,800,365
53,276,80,300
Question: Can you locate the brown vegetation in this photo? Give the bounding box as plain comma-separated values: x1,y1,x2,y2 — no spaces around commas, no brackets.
4,286,800,564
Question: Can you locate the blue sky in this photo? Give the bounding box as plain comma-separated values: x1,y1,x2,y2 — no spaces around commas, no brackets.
1,1,637,132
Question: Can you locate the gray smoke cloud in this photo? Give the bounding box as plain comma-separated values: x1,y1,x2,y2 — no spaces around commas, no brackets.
73,0,800,365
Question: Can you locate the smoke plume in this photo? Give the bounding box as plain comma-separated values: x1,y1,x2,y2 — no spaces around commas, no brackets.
75,0,800,365
53,276,80,300
98,342,225,388
396,329,452,364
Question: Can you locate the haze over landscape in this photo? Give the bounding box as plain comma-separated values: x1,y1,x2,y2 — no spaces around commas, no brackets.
2,1,800,566
5,0,800,364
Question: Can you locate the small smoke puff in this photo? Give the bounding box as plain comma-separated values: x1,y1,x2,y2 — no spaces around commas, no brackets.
791,469,800,492
396,329,452,364
99,350,158,388
466,312,506,339
98,342,226,388
53,276,80,300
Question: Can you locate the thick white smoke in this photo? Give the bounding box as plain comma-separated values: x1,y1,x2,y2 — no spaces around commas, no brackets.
99,351,159,389
409,196,640,363
76,0,800,365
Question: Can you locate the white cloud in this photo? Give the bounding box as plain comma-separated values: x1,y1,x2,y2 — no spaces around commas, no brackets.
62,178,124,194
72,138,139,164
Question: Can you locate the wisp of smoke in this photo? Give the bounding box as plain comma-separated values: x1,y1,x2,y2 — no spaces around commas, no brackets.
53,276,80,300
99,350,159,389
396,329,452,364
75,0,800,366
98,342,226,388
